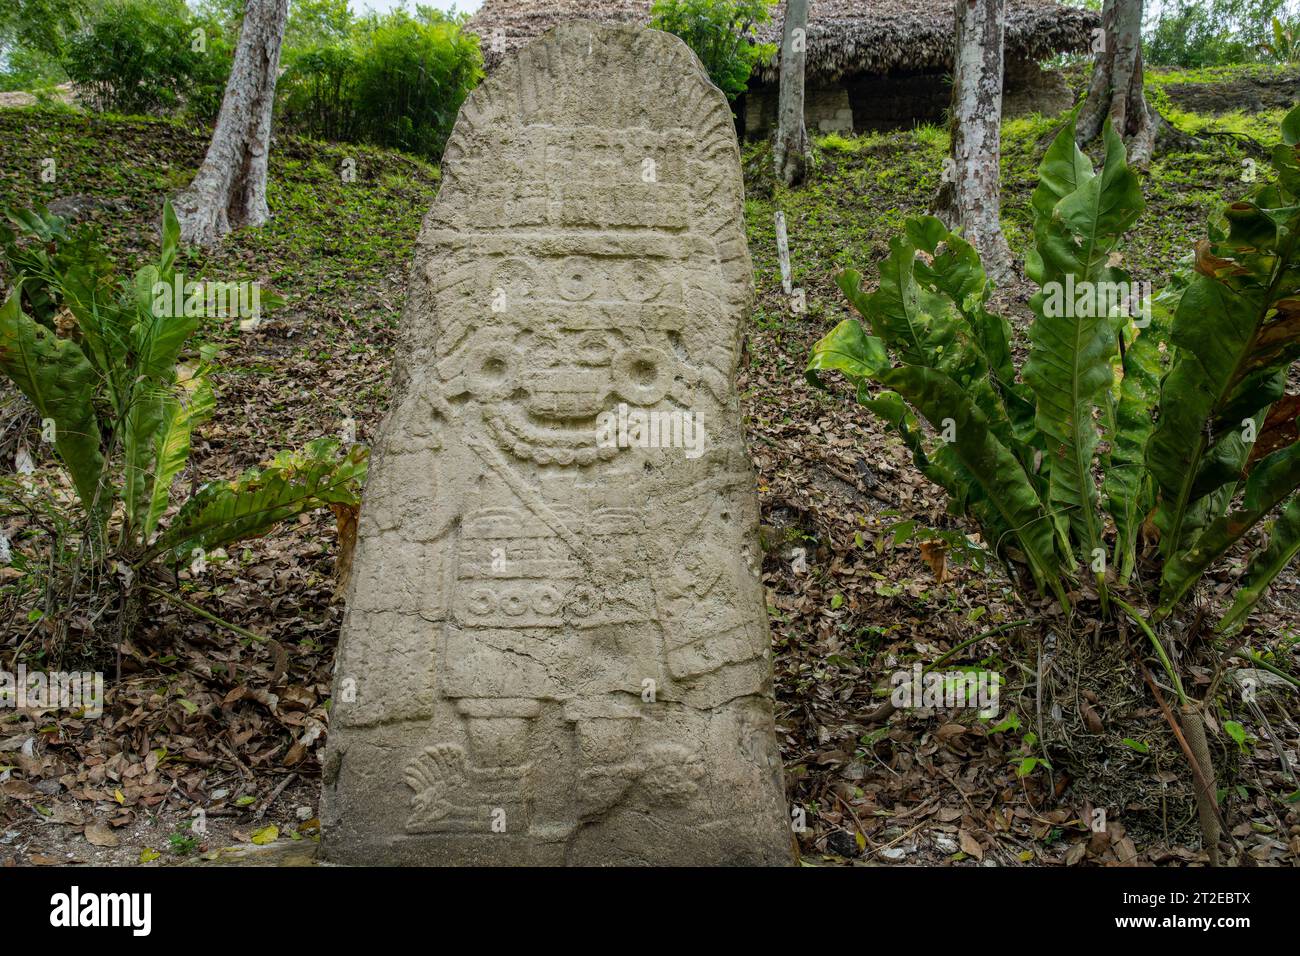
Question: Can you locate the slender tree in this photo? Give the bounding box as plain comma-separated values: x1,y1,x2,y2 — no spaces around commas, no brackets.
773,0,810,186
173,0,289,247
1077,0,1156,165
932,0,1012,279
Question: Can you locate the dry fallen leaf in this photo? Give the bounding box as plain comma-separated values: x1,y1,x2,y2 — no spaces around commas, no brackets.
331,501,360,589
1080,701,1105,734
958,829,984,860
919,541,947,583
84,822,119,848
937,722,967,742
1114,836,1139,865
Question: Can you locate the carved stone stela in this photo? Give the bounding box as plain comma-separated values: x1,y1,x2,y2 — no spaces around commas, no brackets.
322,21,794,865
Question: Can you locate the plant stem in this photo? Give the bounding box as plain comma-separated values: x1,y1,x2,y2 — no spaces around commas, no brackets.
141,583,268,643
927,617,1036,670
1231,649,1300,690
1114,596,1186,706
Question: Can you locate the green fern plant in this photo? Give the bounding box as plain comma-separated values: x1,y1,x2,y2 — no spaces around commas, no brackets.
809,109,1300,860
809,110,1300,635
0,202,367,640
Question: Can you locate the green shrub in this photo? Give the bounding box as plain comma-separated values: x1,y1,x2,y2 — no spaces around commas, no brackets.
1258,14,1300,62
809,107,1300,635
0,202,367,644
278,8,482,161
808,107,1300,849
280,42,360,144
0,0,88,70
61,0,231,118
649,0,776,101
1145,0,1291,67
816,132,861,155
0,41,67,93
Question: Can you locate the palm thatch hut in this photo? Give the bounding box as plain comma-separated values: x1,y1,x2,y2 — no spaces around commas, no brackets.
466,0,1098,136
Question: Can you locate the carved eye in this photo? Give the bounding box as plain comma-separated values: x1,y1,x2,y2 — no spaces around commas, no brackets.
629,357,657,386
490,256,539,301
466,344,519,398
466,587,497,616
613,347,673,405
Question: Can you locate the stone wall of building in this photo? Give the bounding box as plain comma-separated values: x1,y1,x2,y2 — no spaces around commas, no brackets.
743,85,853,138
740,59,1075,139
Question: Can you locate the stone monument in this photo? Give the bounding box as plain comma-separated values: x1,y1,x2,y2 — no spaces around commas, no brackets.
322,20,794,865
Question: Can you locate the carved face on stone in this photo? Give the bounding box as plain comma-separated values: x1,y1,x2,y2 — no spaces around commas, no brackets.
441,252,693,465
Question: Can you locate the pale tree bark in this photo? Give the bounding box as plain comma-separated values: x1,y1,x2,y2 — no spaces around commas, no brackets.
173,0,289,247
772,0,810,186
1076,0,1157,166
932,0,1013,281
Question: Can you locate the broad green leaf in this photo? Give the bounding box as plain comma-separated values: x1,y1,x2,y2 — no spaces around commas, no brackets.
812,330,965,506
874,365,1063,602
0,288,106,513
122,207,203,539
842,228,1024,461
150,439,369,565
158,200,180,279
1224,720,1249,750
1281,104,1300,147
856,386,999,538
1273,105,1300,195
1024,120,1143,564
1148,189,1300,564
844,238,984,383
1026,114,1094,244
1103,320,1163,582
1217,493,1300,633
142,368,216,542
1159,439,1300,615
907,220,1036,452
806,318,888,384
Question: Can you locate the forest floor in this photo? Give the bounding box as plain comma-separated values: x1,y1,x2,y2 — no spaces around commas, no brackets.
0,67,1297,867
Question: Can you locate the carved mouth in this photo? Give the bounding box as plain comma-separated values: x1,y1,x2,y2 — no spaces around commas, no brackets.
488,406,619,466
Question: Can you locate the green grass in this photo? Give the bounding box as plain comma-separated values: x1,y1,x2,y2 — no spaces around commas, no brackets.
744,94,1279,332
0,92,1277,443
1144,63,1298,87
0,105,441,467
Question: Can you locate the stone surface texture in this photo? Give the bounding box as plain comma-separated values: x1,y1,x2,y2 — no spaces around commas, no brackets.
322,20,793,866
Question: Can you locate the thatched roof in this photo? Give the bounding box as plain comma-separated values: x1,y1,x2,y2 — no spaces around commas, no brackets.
467,1,1099,83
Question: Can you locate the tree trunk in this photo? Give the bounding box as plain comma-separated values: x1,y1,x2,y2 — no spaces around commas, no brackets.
772,0,810,187
173,0,289,247
932,0,1013,281
1076,0,1156,166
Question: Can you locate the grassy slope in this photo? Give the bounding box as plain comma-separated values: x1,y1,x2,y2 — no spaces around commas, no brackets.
0,75,1295,865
